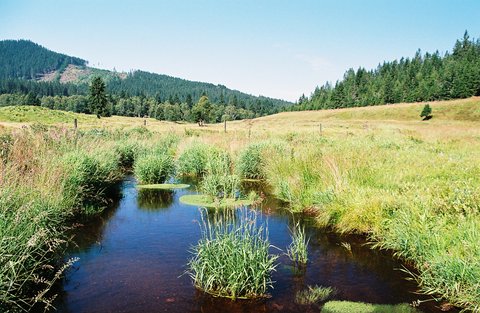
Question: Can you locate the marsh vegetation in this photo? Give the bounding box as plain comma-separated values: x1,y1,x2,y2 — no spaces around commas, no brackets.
0,97,479,312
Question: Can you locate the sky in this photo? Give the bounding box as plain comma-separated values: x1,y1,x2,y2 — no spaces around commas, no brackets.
1,0,480,102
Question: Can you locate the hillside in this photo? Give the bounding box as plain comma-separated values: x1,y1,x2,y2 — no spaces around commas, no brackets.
0,40,86,80
0,40,291,112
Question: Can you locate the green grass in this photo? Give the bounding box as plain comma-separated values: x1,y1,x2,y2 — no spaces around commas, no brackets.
321,301,420,313
286,222,309,265
0,105,96,124
187,208,278,299
295,285,335,305
0,127,124,311
263,132,480,310
2,98,480,311
137,183,190,189
133,152,174,184
176,142,212,177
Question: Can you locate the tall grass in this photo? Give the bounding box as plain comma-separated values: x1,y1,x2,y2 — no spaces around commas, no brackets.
236,142,266,179
176,142,212,177
187,209,278,299
133,152,174,184
0,126,135,311
262,132,480,310
286,222,309,265
200,151,240,199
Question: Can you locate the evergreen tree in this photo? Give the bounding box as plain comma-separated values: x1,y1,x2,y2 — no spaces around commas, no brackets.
420,104,432,120
88,76,110,117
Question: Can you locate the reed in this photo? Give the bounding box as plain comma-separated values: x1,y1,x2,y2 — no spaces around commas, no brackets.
286,222,309,265
295,285,335,305
187,208,278,299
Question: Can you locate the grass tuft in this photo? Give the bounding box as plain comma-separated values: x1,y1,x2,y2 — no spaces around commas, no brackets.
286,222,309,265
187,208,278,299
295,285,335,305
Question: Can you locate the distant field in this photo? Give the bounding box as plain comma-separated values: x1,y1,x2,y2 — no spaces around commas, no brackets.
0,97,479,141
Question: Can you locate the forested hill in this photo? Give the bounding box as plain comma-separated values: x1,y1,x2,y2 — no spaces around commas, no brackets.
0,40,86,80
0,39,291,118
292,32,480,111
106,70,290,111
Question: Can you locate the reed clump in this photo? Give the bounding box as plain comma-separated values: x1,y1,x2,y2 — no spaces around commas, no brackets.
286,222,309,265
176,141,213,177
200,151,240,200
187,209,278,299
133,152,174,184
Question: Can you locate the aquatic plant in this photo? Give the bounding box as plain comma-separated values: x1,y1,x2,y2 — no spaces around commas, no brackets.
134,152,174,184
286,222,309,265
179,194,253,208
176,142,212,177
62,150,121,213
200,151,240,199
321,301,420,313
114,140,142,168
295,285,335,305
187,209,278,299
236,142,266,179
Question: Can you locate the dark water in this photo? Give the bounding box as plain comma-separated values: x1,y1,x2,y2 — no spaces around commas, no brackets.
56,177,448,313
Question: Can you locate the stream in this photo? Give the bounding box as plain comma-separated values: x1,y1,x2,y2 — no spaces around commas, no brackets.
55,176,448,313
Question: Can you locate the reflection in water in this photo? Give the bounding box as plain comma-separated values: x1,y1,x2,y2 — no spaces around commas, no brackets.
137,188,174,211
55,176,453,313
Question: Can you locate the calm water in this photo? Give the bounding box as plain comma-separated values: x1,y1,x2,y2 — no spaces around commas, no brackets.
55,177,447,313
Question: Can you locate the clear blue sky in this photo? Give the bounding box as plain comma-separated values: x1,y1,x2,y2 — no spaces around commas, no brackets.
1,0,479,101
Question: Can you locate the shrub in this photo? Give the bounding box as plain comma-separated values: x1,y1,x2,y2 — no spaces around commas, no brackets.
187,209,278,299
420,104,432,120
134,152,174,184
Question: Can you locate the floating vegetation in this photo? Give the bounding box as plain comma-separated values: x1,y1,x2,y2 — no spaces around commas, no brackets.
137,183,190,190
186,208,278,299
179,194,253,208
321,301,420,313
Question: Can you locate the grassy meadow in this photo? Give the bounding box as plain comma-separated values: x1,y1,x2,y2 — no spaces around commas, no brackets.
0,97,479,312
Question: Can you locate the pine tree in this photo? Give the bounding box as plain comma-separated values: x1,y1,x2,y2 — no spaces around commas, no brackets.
420,104,432,120
88,76,110,118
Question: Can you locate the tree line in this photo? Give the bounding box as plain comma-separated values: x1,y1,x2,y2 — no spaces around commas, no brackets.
290,32,480,111
0,77,258,123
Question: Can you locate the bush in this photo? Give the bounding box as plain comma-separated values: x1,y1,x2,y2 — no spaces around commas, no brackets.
187,209,278,299
134,152,174,184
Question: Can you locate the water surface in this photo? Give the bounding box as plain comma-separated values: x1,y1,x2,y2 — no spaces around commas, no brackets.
57,177,448,313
